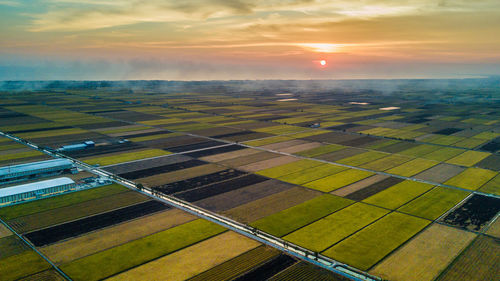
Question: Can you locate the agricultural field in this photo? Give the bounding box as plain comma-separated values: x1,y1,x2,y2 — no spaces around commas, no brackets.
0,83,499,280
250,195,353,237
284,203,388,252
322,212,430,270
362,180,435,210
397,187,470,220
436,235,499,281
444,167,498,190
370,224,476,281
304,169,374,192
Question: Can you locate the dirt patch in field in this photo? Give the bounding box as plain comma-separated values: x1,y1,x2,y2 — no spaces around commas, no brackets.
118,159,206,180
332,174,389,197
238,156,299,172
414,163,465,183
222,187,321,223
194,180,293,212
260,140,308,150
475,155,500,171
184,144,245,158
173,174,268,202
154,169,246,194
278,142,322,154
339,136,380,147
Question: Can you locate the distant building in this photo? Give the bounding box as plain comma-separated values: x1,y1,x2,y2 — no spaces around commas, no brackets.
0,158,77,184
57,141,95,152
0,177,76,205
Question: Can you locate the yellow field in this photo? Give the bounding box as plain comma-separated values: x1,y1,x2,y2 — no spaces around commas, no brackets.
42,209,196,264
106,231,260,281
370,224,476,281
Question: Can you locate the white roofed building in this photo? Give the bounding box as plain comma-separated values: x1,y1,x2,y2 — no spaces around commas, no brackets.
0,158,76,184
0,177,76,205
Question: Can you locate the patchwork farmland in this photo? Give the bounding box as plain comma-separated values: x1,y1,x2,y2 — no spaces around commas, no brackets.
0,80,499,281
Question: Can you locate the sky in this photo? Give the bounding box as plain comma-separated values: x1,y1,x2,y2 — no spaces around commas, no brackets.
0,0,499,80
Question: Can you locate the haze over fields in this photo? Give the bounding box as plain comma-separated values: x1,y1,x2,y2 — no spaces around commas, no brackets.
1,0,500,80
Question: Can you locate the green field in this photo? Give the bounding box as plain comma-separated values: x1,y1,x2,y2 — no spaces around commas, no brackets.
478,174,500,195
363,180,435,210
421,147,465,162
61,219,225,281
250,194,353,237
0,184,126,220
284,203,388,252
444,168,498,190
398,187,470,220
295,144,345,157
322,212,430,270
445,151,491,167
0,235,29,259
277,164,347,185
386,158,438,177
1,150,45,161
243,136,293,147
10,191,148,233
0,143,25,151
453,138,486,149
360,154,413,171
0,250,51,281
304,169,374,192
84,149,171,166
397,144,441,157
337,151,389,166
256,159,324,178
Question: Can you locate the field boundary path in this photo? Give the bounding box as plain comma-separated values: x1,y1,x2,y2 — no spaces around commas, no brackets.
0,217,73,281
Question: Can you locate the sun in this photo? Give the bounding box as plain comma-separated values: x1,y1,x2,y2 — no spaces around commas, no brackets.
320,60,327,66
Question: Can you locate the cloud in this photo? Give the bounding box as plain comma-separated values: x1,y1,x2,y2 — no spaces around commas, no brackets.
27,0,500,32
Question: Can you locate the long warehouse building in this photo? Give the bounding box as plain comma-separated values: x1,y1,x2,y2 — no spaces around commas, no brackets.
0,158,76,184
0,177,76,205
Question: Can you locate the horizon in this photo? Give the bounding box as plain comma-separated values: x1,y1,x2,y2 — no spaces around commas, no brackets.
1,1,500,80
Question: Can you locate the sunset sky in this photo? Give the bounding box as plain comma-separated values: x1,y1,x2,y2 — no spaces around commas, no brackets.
1,0,499,80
